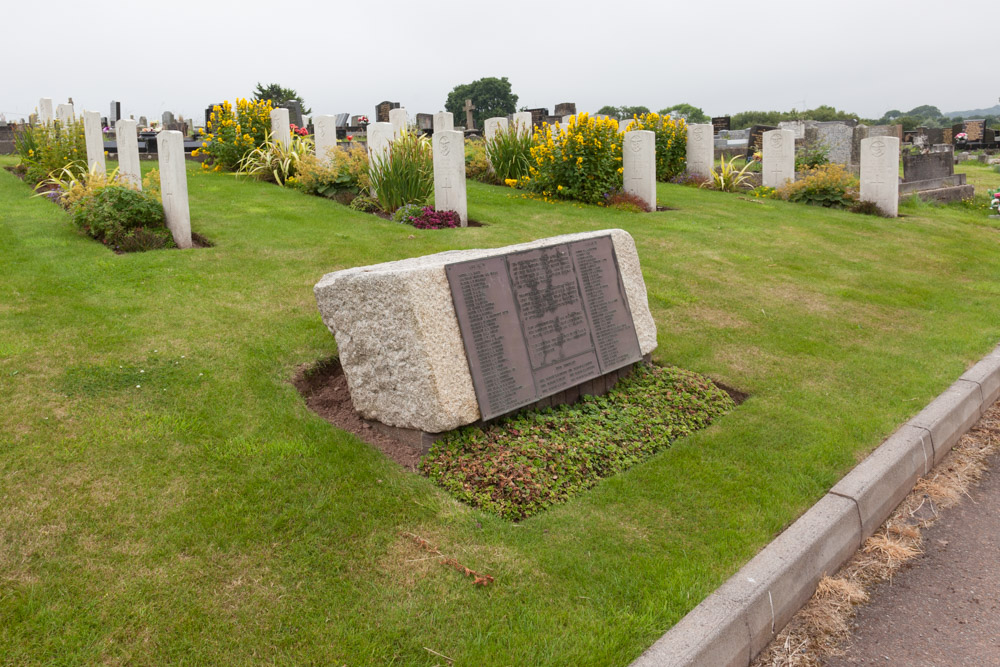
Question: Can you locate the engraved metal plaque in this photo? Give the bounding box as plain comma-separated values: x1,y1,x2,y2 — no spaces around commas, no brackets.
445,235,642,421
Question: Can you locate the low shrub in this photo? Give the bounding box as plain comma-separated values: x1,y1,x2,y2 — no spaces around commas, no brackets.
849,199,890,217
522,113,623,205
15,120,88,185
620,112,688,181
777,163,858,208
348,194,380,213
71,185,170,251
408,207,461,230
368,130,433,213
391,203,424,224
603,190,649,212
485,124,532,183
465,139,496,184
795,142,830,170
421,364,735,520
293,146,370,198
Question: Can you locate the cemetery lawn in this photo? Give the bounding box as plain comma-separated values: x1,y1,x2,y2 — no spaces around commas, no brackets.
3,154,1000,664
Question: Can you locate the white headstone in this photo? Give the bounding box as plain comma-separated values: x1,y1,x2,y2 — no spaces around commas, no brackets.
389,107,408,139
860,136,899,217
432,130,467,226
55,103,75,125
314,115,338,165
562,115,575,126
157,131,193,249
270,107,290,149
619,118,634,134
115,119,142,189
686,123,713,178
38,98,54,124
433,111,454,133
367,121,393,165
82,111,105,176
623,130,656,212
484,117,508,142
512,111,532,137
762,129,796,188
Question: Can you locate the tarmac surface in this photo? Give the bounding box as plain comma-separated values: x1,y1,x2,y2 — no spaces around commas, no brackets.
826,448,1000,667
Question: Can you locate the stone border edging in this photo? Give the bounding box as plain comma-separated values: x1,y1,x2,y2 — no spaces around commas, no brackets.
631,344,1000,667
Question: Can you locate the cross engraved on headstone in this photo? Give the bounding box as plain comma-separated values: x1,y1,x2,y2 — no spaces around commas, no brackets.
463,99,476,130
870,170,884,199
770,165,784,185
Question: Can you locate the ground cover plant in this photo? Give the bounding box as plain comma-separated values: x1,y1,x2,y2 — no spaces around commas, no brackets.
5,153,1000,664
423,364,734,520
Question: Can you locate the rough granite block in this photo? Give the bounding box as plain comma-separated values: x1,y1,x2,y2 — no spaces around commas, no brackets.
314,229,657,432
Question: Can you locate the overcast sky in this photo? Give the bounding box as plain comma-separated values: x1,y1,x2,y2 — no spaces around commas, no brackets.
2,0,994,126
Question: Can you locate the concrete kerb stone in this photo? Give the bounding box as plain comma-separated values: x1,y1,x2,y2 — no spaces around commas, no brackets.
909,378,984,465
830,425,933,539
631,345,1000,667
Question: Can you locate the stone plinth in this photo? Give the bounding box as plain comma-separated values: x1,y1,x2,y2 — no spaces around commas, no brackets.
624,130,656,212
115,119,141,189
860,136,900,217
484,117,508,142
433,111,454,133
686,123,714,178
389,107,407,139
270,107,290,149
38,98,53,124
82,110,105,175
157,131,193,249
314,115,338,165
762,129,795,188
313,229,657,433
432,129,467,225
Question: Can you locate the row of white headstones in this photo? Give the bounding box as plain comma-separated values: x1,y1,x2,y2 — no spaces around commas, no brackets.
685,124,900,217
37,97,193,248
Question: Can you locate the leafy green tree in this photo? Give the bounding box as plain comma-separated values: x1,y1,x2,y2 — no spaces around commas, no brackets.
595,105,650,120
660,103,708,123
597,105,621,119
253,82,312,115
445,77,518,130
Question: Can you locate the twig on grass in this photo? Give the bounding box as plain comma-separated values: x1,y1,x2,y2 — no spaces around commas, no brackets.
402,532,495,586
423,646,455,663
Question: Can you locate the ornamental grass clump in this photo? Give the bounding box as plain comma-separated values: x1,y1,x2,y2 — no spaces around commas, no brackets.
194,98,273,172
15,120,88,185
519,113,623,205
237,134,313,186
778,163,858,208
703,155,759,193
368,130,433,213
621,112,688,181
485,124,532,183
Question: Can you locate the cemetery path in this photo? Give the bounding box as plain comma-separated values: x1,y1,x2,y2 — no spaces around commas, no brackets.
825,448,1000,667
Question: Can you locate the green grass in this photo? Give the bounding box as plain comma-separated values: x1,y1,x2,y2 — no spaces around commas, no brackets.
3,155,1000,664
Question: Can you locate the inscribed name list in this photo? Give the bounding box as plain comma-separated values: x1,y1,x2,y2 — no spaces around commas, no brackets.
445,235,642,420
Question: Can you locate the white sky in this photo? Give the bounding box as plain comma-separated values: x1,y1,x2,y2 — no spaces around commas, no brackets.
1,0,994,125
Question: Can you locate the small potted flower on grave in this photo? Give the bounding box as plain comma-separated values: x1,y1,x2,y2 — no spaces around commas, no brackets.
358,115,369,129
989,188,1000,216
955,131,968,146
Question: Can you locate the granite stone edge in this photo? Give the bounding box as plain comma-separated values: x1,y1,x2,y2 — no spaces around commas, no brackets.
630,344,999,667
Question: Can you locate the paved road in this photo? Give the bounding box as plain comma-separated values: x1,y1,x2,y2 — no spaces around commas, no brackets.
827,449,1000,667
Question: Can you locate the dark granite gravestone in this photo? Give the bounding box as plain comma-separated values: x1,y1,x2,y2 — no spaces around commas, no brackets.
746,124,777,159
375,101,400,123
527,108,548,127
162,111,175,127
282,100,304,127
416,113,434,133
712,116,731,133
554,102,577,117
335,113,349,127
445,235,641,421
903,149,954,182
110,101,121,124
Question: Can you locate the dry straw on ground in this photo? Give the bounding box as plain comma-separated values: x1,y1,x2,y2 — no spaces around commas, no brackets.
752,403,1000,666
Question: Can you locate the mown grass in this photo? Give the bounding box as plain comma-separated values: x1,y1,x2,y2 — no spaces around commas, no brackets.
3,154,1000,664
